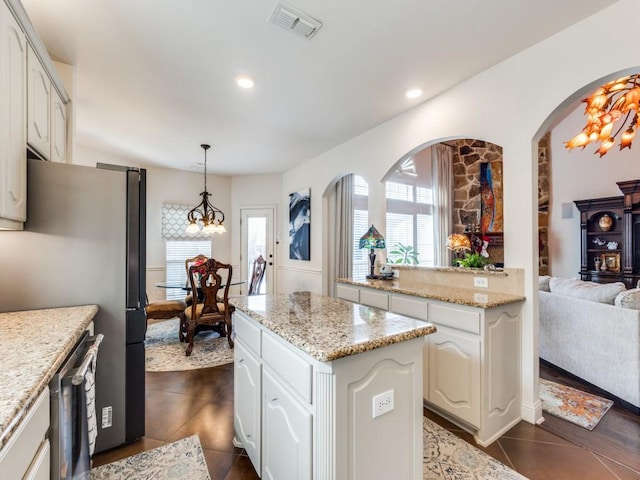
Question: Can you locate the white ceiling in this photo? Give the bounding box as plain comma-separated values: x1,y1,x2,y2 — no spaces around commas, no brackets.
22,0,617,175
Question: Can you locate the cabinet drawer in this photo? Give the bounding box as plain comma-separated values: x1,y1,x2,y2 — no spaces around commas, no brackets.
24,439,50,480
359,289,389,310
0,387,49,480
235,312,261,355
429,303,480,334
262,333,312,404
390,294,428,320
336,284,360,303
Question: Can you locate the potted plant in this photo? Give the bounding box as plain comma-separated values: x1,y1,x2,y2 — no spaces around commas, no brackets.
455,252,487,269
388,243,420,265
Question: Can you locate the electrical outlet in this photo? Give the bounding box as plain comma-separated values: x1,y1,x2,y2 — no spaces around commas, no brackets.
102,406,113,428
372,389,394,418
474,276,488,288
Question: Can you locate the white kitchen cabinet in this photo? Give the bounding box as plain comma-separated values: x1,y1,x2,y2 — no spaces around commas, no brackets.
335,280,523,446
27,43,51,159
50,87,67,163
0,0,27,229
0,387,50,480
427,324,481,426
233,340,261,471
262,369,312,480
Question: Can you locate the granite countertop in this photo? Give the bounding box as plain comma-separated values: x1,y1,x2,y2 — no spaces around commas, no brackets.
337,277,525,308
230,291,436,362
0,305,99,451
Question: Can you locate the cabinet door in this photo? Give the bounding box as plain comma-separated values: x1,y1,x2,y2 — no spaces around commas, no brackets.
262,369,312,480
27,44,51,159
0,3,27,225
234,341,261,472
428,326,481,427
50,88,66,163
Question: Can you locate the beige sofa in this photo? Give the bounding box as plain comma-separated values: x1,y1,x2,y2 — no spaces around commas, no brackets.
538,277,640,409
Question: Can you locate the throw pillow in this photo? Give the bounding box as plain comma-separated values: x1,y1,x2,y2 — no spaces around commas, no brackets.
615,288,640,309
538,275,551,292
549,277,626,304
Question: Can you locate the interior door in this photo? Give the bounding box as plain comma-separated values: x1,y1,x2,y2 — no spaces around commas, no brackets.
240,207,275,294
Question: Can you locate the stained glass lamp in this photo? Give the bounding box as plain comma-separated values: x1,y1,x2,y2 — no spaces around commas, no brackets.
359,225,386,279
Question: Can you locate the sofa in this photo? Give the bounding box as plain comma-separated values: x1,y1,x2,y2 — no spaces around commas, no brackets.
538,276,640,409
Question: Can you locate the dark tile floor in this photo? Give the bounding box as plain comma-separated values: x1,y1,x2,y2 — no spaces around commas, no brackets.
92,363,640,479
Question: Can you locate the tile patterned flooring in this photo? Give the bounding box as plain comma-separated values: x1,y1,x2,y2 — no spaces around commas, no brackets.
92,363,640,479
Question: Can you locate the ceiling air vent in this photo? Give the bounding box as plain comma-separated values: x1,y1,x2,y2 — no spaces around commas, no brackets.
269,2,323,40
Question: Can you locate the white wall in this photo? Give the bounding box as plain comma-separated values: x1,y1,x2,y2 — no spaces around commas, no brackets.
279,0,640,425
549,105,640,278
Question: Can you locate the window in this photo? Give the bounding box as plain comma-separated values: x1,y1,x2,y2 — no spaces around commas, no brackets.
165,240,211,300
353,175,369,278
385,160,434,266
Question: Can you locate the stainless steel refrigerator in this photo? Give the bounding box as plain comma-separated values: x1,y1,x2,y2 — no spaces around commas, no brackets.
0,158,146,453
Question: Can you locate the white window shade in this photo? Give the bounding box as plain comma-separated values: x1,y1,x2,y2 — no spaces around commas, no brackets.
162,203,210,241
165,240,211,300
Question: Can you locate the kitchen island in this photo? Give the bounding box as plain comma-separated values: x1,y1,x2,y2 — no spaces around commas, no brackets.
231,291,436,480
0,305,98,479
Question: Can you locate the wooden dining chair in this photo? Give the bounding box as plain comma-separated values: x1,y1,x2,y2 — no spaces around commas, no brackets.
248,254,266,295
183,258,234,356
145,294,187,342
184,254,208,306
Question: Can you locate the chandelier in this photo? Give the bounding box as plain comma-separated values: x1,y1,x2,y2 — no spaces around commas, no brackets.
185,144,226,235
565,74,640,157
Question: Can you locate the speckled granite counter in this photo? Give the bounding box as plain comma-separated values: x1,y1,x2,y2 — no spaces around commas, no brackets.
337,277,525,308
0,305,99,451
230,291,435,362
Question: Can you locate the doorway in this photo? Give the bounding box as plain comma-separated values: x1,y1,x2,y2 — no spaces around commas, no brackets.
240,207,275,294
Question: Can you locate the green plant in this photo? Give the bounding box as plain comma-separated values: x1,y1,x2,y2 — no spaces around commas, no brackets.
455,252,487,269
388,243,420,265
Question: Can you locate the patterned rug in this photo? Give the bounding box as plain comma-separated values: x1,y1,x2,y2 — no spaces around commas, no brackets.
145,319,234,372
91,435,210,479
423,417,527,479
539,378,613,430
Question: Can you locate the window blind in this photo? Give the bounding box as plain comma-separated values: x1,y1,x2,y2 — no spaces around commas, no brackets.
165,240,212,300
161,203,209,241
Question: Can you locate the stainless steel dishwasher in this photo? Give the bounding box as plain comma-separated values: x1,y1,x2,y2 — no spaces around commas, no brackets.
49,331,104,480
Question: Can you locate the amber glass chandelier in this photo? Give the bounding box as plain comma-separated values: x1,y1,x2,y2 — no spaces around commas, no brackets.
565,74,640,157
186,144,226,235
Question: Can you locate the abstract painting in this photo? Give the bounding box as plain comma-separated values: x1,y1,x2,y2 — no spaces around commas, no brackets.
480,161,503,233
289,188,310,260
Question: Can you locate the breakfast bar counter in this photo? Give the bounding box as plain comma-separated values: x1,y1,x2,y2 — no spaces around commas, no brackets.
0,304,98,476
230,291,435,479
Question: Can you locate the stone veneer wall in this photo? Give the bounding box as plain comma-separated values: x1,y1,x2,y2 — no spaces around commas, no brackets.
451,139,504,263
538,133,551,275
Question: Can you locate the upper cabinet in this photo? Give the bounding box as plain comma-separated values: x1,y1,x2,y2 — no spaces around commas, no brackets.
0,0,70,229
0,0,27,229
27,43,51,159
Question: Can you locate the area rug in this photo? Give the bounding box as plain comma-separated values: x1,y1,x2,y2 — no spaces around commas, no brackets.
423,417,527,479
145,319,234,372
539,378,613,430
91,435,210,479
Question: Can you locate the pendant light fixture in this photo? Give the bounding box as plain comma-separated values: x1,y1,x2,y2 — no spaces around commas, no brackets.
186,144,226,235
565,74,640,157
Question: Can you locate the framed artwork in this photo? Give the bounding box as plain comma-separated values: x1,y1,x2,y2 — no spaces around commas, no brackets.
480,161,503,233
601,252,620,272
289,188,310,261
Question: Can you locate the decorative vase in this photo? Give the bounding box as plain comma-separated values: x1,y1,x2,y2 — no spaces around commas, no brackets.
599,214,614,232
594,258,601,271
600,262,608,272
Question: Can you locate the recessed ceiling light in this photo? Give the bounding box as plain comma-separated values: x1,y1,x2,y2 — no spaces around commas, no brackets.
405,88,423,99
235,75,255,89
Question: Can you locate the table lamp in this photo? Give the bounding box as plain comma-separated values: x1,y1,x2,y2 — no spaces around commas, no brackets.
359,225,386,279
445,233,472,261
